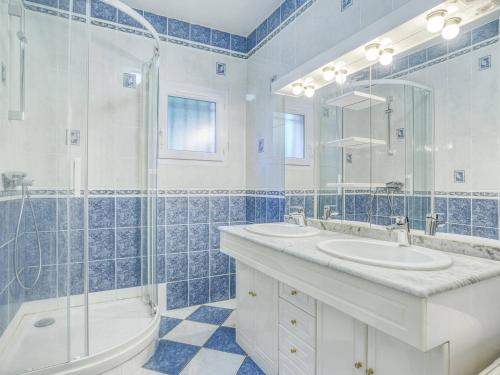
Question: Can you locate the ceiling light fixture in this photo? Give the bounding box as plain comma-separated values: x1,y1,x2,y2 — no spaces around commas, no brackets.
426,9,448,33
379,48,394,66
292,83,304,96
335,69,348,85
441,17,461,40
304,85,315,98
322,66,336,81
365,43,381,62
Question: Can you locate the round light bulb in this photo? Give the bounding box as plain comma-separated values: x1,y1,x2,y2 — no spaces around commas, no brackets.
335,69,348,85
365,43,381,62
379,48,394,66
426,10,447,33
304,85,315,98
322,67,336,81
441,17,461,40
291,83,304,96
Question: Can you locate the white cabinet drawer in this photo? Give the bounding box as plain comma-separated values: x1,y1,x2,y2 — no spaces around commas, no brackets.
279,298,316,348
280,283,316,316
279,353,308,375
279,326,315,375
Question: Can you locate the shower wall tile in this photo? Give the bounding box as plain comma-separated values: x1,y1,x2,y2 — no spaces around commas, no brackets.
189,278,210,305
116,227,141,258
211,30,231,50
116,197,141,227
189,224,209,252
24,265,57,301
166,225,188,254
167,281,188,310
210,196,229,223
57,263,84,296
144,12,168,35
90,0,117,23
166,197,188,225
89,197,115,229
189,251,210,279
191,24,211,45
166,253,188,282
168,19,190,40
230,196,246,222
188,197,209,224
118,9,144,29
89,260,115,292
116,257,141,289
89,229,115,261
24,198,57,232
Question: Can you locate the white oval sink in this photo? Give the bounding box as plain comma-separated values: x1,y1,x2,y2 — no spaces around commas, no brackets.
245,223,321,238
316,239,453,270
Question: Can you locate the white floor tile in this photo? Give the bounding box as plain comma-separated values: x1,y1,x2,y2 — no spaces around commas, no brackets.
163,320,218,346
180,348,245,375
206,299,237,310
222,311,236,328
164,305,200,320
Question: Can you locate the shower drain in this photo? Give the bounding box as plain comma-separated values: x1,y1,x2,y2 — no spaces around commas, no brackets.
34,318,55,328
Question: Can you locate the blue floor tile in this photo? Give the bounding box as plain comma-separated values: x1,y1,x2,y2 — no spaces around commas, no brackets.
237,356,265,375
144,340,200,375
203,326,246,355
159,316,183,338
187,305,233,325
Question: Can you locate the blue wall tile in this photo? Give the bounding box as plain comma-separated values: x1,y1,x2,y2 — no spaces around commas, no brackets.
169,18,190,39
157,197,165,225
409,50,427,68
230,196,246,222
189,224,209,251
281,0,296,22
118,8,143,29
144,12,168,35
20,231,57,266
268,8,281,33
210,251,229,276
255,197,266,223
210,196,229,223
211,30,230,49
229,273,236,299
189,197,209,224
472,20,499,45
166,197,188,225
57,262,84,296
157,226,166,254
256,20,268,44
210,275,229,302
116,197,141,227
449,224,471,236
189,277,210,305
116,227,141,258
448,31,471,53
191,24,211,45
247,30,257,52
25,198,56,232
91,0,116,22
189,251,209,279
472,199,498,228
245,196,256,222
89,198,115,229
31,0,57,7
448,198,471,225
166,225,188,253
24,265,57,301
427,42,447,61
89,260,115,292
89,229,115,260
392,56,409,74
210,223,226,250
157,255,166,283
58,0,86,15
230,35,247,54
116,257,141,288
266,198,280,223
473,226,499,240
166,253,188,282
167,281,188,309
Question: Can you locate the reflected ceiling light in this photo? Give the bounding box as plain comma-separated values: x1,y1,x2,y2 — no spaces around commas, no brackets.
426,10,447,33
335,69,348,85
365,43,381,62
304,85,315,98
379,48,394,66
304,76,314,84
292,83,304,96
322,66,336,81
442,17,461,40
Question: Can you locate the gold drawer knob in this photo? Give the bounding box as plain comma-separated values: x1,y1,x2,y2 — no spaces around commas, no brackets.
354,361,363,369
248,291,257,297
290,347,297,354
291,289,298,296
366,369,374,375
290,319,297,325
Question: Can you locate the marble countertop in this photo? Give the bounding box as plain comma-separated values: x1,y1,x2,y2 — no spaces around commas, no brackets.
220,224,500,298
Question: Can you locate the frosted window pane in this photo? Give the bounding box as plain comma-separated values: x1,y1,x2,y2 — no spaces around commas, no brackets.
167,96,216,153
285,113,305,159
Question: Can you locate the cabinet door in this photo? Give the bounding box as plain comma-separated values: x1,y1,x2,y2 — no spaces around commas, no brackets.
253,269,279,375
235,261,255,354
367,327,449,375
317,303,368,375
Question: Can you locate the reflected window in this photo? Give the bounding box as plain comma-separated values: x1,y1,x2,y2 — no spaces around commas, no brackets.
285,113,305,159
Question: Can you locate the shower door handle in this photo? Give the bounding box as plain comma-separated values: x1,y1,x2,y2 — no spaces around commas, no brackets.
8,1,26,121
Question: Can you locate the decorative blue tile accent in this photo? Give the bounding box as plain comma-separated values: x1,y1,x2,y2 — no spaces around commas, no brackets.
189,251,209,278
116,197,141,227
281,0,296,22
166,253,188,282
188,224,210,252
247,30,257,52
144,340,200,375
473,226,499,240
90,0,116,22
245,196,256,222
479,55,492,70
118,8,143,29
216,62,226,75
116,227,141,258
392,56,409,74
116,257,141,288
256,20,268,44
166,225,188,253
210,275,229,302
341,0,353,12
210,196,229,223
159,316,182,337
231,35,247,54
211,30,231,50
448,198,471,225
472,199,498,228
187,305,232,325
167,281,188,309
204,326,246,355
89,229,115,260
144,12,168,35
58,0,86,14
189,277,210,305
89,260,115,292
454,170,465,183
238,357,266,375
266,198,280,223
31,0,57,7
191,24,211,45
89,197,115,229
427,42,447,61
169,18,190,39
166,197,188,225
268,8,281,33
472,20,499,45
448,31,471,53
210,251,229,276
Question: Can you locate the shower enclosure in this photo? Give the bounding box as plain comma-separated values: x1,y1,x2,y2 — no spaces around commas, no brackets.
0,0,160,373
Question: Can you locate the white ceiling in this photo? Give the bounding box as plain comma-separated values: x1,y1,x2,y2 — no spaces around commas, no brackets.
122,0,283,36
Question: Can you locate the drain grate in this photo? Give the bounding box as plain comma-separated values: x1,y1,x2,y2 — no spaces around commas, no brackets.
34,318,55,328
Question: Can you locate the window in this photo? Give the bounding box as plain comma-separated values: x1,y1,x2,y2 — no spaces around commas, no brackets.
283,104,312,166
160,86,227,162
285,113,305,159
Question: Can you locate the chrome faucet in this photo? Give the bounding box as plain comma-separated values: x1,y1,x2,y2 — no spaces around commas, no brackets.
425,213,444,236
287,206,307,226
387,216,411,246
322,205,340,220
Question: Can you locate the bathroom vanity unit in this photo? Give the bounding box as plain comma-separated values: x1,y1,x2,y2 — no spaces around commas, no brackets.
220,224,500,375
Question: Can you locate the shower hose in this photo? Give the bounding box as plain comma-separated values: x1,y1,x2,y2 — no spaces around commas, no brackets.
13,185,42,290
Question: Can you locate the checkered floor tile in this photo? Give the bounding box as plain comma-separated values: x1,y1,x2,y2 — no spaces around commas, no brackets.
141,300,265,375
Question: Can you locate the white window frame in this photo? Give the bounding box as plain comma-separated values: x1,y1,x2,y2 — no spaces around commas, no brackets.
159,83,228,162
284,104,313,166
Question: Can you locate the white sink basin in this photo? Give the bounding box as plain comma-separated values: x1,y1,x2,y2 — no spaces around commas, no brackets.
316,239,453,270
245,223,321,238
